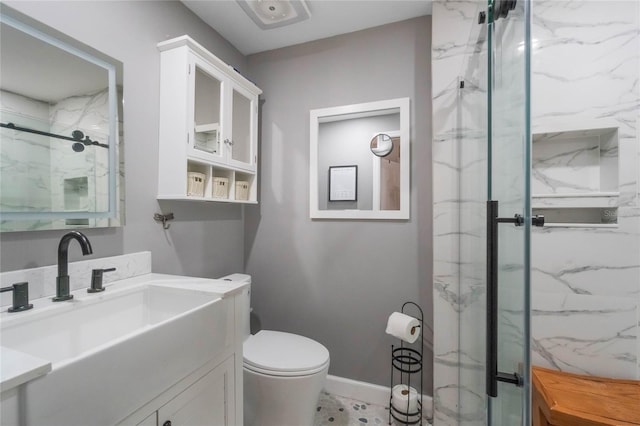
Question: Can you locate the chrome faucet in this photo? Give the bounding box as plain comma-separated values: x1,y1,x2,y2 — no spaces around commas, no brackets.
54,231,93,301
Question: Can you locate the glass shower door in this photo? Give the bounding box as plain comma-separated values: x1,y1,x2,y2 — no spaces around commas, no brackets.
455,1,531,424
486,0,532,425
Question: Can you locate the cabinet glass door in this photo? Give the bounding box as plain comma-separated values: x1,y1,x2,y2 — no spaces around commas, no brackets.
191,60,223,162
228,86,255,170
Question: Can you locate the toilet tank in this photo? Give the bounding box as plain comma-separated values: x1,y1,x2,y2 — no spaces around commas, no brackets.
218,273,252,339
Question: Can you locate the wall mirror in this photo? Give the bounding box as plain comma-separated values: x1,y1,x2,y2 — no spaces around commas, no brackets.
309,98,410,220
0,8,123,232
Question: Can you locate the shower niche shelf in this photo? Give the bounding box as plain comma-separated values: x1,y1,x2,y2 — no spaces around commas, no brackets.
156,35,261,204
532,124,619,227
532,207,618,228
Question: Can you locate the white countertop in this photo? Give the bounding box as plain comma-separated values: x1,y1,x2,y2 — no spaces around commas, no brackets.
0,347,51,392
0,272,249,392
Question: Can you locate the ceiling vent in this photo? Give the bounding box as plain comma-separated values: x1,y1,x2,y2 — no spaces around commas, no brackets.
237,0,311,30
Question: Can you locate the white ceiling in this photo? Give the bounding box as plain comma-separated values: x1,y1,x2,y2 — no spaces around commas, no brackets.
181,0,432,55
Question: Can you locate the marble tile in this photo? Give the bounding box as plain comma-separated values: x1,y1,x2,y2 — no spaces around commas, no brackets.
531,222,640,297
432,2,487,424
49,90,110,216
0,251,151,308
432,1,480,136
532,291,638,379
432,1,640,425
637,115,640,201
433,252,461,426
529,0,640,383
1,87,116,232
457,277,486,426
531,0,640,209
532,135,601,194
532,1,639,124
0,92,52,217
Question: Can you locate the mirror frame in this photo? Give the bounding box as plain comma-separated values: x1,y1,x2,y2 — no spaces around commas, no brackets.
0,10,122,230
309,97,410,220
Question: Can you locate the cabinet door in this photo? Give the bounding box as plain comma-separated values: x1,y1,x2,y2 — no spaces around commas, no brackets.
136,412,157,426
226,83,257,172
188,54,226,164
157,357,234,426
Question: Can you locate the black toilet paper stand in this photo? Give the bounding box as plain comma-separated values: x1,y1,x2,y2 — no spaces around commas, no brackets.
389,301,424,425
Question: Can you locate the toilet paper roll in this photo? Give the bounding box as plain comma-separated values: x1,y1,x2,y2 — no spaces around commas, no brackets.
391,384,419,414
385,312,421,343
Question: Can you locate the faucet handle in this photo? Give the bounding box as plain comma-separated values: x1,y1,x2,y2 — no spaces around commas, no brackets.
88,268,116,293
0,282,34,313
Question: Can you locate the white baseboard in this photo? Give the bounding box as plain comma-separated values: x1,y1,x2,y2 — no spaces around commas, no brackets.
324,375,433,419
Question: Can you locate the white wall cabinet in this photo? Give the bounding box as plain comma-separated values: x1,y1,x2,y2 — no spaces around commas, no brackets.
157,36,262,203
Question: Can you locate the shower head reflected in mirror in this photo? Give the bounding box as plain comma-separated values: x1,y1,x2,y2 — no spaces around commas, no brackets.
370,133,394,157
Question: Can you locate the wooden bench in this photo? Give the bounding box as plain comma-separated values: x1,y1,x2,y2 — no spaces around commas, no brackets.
532,366,640,426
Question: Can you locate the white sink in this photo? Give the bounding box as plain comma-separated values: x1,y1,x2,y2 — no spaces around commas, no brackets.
2,284,219,366
0,279,232,425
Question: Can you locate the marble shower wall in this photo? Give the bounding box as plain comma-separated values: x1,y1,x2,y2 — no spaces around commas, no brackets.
432,1,482,425
49,89,111,229
530,0,640,380
1,88,112,231
432,1,640,425
0,91,52,214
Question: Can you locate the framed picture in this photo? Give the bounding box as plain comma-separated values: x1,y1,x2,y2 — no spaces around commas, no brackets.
329,165,358,201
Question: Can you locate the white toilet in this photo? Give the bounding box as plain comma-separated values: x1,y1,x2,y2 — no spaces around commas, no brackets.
222,274,330,426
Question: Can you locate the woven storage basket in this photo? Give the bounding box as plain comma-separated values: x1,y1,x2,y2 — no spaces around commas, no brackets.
212,177,229,199
235,181,249,201
187,172,205,197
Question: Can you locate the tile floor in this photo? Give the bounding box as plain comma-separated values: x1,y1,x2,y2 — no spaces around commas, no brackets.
314,392,432,426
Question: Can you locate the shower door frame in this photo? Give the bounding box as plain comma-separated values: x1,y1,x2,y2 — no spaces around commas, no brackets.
485,0,532,424
454,0,533,425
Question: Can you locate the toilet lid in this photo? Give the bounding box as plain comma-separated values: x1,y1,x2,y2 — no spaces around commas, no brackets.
244,330,330,377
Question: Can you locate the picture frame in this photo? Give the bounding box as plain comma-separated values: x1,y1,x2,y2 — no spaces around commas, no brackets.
328,165,358,202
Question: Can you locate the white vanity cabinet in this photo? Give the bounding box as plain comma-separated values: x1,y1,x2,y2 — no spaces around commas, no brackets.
135,356,235,426
0,267,249,426
115,285,249,426
157,35,262,203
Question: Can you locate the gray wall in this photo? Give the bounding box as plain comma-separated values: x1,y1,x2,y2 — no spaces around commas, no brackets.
318,114,400,211
0,3,434,394
0,1,248,278
244,17,433,391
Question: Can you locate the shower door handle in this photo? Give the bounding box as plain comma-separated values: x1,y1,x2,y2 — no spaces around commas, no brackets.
486,200,524,397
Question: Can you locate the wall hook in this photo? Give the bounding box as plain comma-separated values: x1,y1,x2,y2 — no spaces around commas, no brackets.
154,213,174,230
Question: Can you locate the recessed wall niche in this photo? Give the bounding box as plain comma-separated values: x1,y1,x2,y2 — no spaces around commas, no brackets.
63,176,90,226
532,125,619,227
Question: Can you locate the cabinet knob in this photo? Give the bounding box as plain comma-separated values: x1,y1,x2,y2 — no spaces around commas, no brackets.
224,138,234,146
162,421,172,426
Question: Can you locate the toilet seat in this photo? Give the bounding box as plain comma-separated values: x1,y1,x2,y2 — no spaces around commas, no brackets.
244,330,330,377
